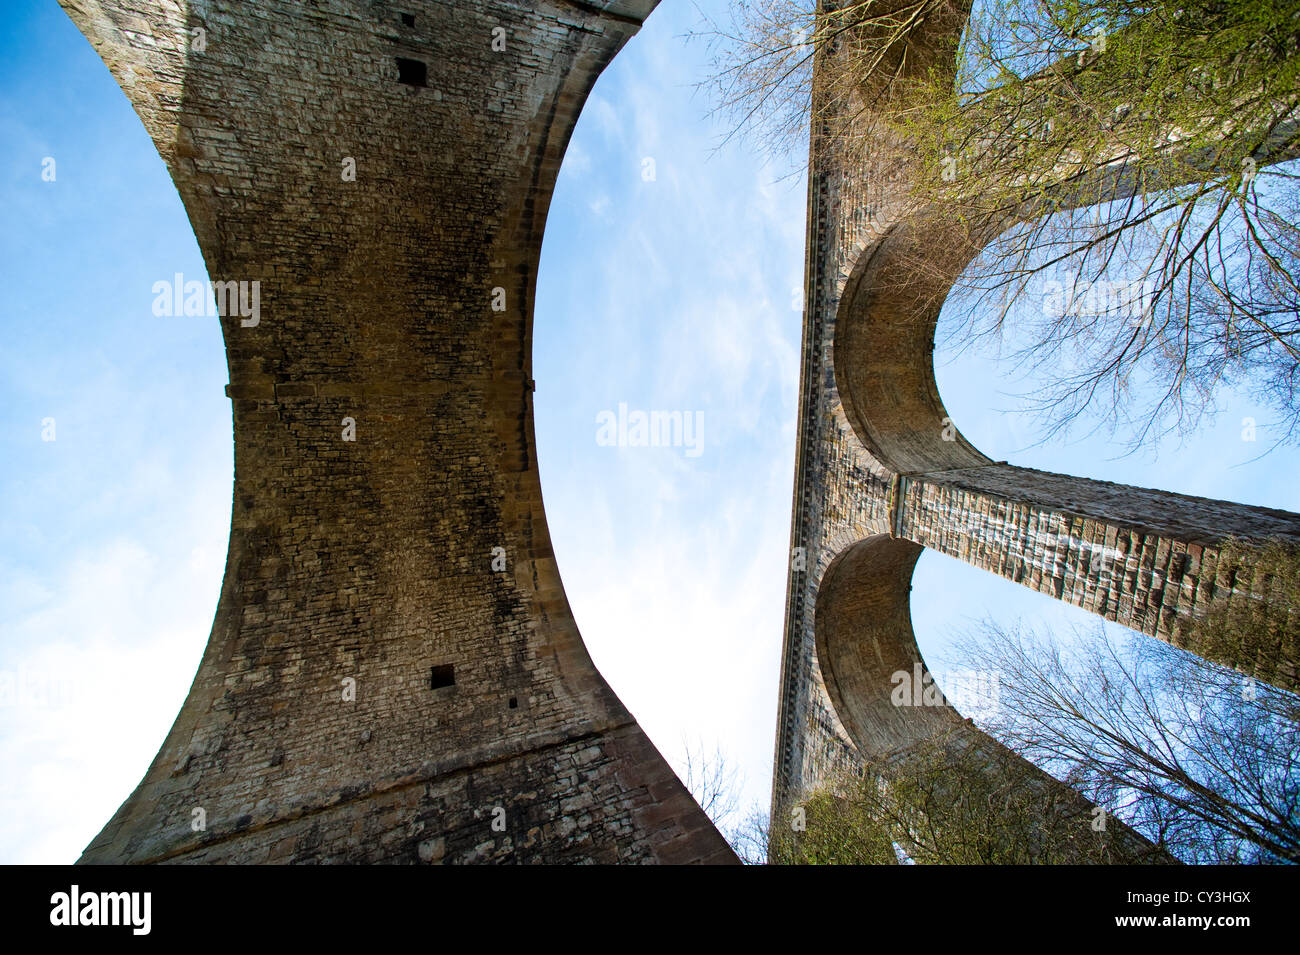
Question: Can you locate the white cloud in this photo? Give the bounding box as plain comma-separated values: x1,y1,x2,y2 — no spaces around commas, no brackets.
0,490,225,863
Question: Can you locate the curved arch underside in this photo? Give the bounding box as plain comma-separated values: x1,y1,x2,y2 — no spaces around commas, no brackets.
64,0,734,864
815,535,1174,862
774,1,1300,841
814,536,953,755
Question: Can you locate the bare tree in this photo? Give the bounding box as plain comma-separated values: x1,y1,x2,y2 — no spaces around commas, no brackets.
680,739,789,863
951,614,1300,863
681,738,744,843
692,0,1300,449
728,805,779,864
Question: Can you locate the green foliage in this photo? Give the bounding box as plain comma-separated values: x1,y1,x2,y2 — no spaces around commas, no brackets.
769,729,1166,864
769,788,899,864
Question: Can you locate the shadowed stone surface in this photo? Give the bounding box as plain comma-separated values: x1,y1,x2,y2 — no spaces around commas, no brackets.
63,0,735,865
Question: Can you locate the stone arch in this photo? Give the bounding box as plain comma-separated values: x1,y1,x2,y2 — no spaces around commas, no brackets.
832,211,1300,658
833,217,990,476
775,0,1300,849
811,534,1172,862
814,535,954,757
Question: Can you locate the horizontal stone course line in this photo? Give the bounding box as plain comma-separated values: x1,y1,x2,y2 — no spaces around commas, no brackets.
124,719,639,865
551,0,649,29
224,381,464,400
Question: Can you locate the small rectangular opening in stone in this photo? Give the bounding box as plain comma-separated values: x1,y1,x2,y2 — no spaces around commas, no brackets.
430,664,455,690
396,57,427,87
508,696,518,709
400,13,415,26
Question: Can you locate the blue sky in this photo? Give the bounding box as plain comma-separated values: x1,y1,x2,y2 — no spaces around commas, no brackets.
2,0,1296,863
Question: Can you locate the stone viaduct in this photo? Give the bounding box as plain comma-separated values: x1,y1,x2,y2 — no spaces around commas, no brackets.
772,0,1300,860
62,0,735,864
59,0,1297,864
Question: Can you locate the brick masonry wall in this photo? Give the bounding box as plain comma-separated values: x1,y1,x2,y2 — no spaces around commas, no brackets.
773,141,892,808
902,465,1300,643
62,0,735,864
772,7,1300,820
